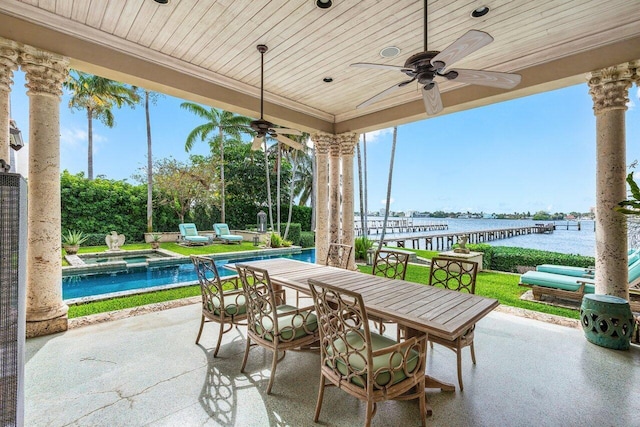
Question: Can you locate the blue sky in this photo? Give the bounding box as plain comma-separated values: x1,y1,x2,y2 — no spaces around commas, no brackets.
9,70,640,215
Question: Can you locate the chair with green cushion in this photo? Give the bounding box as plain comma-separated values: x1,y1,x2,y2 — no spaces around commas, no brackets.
236,263,319,394
179,223,211,245
371,248,410,337
308,278,427,427
427,256,479,392
191,255,246,357
213,223,243,244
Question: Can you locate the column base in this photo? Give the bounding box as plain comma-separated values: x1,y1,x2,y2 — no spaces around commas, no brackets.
26,315,68,338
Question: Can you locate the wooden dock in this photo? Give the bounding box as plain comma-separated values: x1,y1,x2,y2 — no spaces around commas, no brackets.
378,225,552,251
355,219,448,236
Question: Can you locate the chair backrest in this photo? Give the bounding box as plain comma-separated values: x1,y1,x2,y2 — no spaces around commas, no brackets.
308,278,373,384
372,249,410,280
428,256,478,294
191,255,242,318
325,243,353,269
180,223,199,237
236,264,284,341
214,223,231,236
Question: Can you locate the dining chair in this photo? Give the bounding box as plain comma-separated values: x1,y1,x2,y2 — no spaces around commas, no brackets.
325,242,353,269
296,242,353,306
308,278,427,427
191,255,247,357
236,263,319,394
371,249,410,337
427,256,479,391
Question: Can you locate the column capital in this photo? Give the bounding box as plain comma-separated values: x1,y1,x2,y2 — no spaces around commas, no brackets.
312,132,334,155
0,39,19,92
19,46,69,98
338,132,359,156
587,62,636,114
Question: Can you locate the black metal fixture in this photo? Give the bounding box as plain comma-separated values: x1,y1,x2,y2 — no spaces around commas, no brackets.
315,0,332,9
9,120,23,151
471,6,489,18
322,77,333,83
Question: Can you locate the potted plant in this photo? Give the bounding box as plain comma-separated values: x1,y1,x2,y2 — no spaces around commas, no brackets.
62,230,88,255
150,233,162,249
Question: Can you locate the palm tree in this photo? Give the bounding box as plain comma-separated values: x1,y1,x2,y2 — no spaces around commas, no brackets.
379,127,398,250
357,135,365,236
180,104,252,223
64,70,139,180
293,147,313,206
142,89,163,232
283,134,309,239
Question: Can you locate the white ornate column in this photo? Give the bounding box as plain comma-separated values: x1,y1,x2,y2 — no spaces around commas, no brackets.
328,136,341,246
588,62,637,299
20,46,70,337
339,132,358,270
312,132,332,265
0,39,19,166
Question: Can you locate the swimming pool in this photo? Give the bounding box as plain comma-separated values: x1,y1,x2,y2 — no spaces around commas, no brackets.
63,249,315,303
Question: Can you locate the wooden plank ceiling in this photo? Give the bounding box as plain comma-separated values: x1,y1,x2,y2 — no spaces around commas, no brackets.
1,0,640,134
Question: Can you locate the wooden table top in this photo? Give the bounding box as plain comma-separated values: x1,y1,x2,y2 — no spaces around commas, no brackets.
235,258,499,341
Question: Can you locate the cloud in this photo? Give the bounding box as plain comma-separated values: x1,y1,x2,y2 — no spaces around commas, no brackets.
60,126,106,150
380,197,394,206
363,128,393,143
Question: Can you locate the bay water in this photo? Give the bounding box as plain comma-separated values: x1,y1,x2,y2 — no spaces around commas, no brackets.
360,217,596,257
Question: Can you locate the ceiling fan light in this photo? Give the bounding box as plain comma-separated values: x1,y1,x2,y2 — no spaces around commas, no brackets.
315,0,332,9
471,6,489,18
380,46,401,58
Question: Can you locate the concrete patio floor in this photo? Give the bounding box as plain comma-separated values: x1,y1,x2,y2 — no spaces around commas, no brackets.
25,301,640,427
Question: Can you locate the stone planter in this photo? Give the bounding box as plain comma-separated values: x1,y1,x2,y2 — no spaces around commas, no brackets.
64,244,79,255
150,242,160,249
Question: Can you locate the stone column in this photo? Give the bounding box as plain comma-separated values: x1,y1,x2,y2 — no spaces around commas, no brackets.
328,136,341,246
312,132,332,265
20,46,69,337
0,39,19,166
339,132,359,270
588,62,637,299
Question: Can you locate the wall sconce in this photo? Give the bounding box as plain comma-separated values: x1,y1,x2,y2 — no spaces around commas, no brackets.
9,120,23,151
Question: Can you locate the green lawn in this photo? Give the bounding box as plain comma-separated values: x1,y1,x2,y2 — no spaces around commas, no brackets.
67,247,579,320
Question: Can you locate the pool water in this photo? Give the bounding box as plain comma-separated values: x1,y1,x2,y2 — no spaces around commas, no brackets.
79,251,171,264
63,249,315,301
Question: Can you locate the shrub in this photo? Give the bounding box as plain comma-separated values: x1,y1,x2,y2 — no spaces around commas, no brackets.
354,236,374,260
279,223,301,246
269,232,283,248
300,232,315,248
83,233,109,247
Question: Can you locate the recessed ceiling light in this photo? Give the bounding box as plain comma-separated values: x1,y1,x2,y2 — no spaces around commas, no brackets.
154,0,169,4
380,46,401,58
315,0,332,9
471,6,489,18
323,77,333,83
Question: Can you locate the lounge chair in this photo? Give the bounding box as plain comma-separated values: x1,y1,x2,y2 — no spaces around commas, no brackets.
178,223,211,245
520,256,640,303
535,248,640,278
213,223,243,244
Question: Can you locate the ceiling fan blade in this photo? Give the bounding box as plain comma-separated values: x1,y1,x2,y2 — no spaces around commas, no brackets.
357,79,415,109
251,135,263,151
431,30,493,69
351,62,412,72
423,82,443,116
275,128,302,136
275,134,303,150
450,69,522,89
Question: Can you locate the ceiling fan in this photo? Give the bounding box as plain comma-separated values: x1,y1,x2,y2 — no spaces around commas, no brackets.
351,0,521,115
250,44,303,151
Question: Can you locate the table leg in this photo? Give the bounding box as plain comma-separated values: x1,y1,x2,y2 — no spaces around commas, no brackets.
405,326,457,392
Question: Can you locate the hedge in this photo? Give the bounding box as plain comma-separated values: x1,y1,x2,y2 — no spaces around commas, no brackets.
300,231,315,248
465,244,595,272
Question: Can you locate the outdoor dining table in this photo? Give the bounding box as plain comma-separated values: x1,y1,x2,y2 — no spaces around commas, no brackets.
234,257,500,395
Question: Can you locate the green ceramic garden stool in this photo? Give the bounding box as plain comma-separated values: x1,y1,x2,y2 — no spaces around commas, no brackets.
580,294,634,350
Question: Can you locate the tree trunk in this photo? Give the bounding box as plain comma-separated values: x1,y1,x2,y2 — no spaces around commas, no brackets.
219,128,225,224
284,150,298,240
357,137,365,236
311,146,317,232
276,143,281,234
264,139,274,231
87,108,93,180
379,127,397,250
145,90,153,232
363,133,368,237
